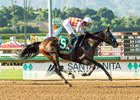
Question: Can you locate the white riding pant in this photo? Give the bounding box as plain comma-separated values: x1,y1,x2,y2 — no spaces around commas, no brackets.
62,19,76,35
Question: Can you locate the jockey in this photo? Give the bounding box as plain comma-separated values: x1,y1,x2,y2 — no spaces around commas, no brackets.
62,17,93,48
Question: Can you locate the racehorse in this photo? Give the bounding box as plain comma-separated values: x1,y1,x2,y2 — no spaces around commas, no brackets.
19,27,119,87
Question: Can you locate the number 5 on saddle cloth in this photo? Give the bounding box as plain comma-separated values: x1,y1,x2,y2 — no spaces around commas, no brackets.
58,35,78,52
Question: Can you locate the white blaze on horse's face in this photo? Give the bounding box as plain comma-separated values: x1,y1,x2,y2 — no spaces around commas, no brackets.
104,28,119,48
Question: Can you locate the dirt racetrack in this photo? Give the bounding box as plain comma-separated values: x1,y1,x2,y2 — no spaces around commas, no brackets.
0,80,140,100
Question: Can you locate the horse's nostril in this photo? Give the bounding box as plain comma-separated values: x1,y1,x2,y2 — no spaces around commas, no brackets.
116,43,119,47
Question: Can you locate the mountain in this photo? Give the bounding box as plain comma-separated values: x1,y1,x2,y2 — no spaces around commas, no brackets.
0,0,140,17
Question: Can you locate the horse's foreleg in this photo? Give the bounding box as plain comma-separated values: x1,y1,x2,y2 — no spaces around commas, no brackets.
81,59,96,76
91,60,112,81
82,64,96,76
81,59,112,81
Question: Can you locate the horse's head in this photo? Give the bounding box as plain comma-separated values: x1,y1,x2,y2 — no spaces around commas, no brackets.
102,27,119,48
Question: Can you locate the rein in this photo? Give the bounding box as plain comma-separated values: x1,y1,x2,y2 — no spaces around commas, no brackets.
92,31,115,46
91,32,105,41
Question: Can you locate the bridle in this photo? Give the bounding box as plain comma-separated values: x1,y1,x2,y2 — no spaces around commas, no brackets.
104,31,116,45
92,31,116,45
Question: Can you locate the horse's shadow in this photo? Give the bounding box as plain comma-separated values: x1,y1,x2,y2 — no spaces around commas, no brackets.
90,83,140,88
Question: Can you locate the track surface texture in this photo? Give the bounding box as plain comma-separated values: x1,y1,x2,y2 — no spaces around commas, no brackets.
0,80,140,100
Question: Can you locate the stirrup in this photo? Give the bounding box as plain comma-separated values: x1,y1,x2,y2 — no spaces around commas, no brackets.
68,44,75,52
68,44,75,49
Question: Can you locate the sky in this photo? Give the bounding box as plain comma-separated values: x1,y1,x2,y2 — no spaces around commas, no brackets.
0,0,140,17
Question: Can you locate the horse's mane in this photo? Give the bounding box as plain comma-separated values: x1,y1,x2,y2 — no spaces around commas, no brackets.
79,31,103,38
92,31,103,35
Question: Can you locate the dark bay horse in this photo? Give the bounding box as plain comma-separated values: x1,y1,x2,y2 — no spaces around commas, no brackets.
19,27,119,87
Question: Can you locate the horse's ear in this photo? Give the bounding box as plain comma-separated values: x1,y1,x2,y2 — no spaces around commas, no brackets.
107,27,110,31
104,27,109,33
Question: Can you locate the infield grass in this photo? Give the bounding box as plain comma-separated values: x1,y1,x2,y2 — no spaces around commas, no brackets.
0,69,23,79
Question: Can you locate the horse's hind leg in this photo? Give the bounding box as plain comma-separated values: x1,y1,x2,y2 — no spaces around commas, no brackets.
41,41,72,86
55,67,72,87
61,69,75,79
51,53,72,87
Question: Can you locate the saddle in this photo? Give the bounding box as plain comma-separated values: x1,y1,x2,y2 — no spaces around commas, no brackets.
58,35,78,53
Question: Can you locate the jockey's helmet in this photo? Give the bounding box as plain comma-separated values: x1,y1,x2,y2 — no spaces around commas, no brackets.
83,17,93,24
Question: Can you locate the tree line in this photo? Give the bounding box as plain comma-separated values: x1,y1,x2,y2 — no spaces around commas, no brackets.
0,5,140,34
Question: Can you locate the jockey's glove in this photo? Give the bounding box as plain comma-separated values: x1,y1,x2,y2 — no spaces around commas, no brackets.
81,32,86,35
70,33,75,38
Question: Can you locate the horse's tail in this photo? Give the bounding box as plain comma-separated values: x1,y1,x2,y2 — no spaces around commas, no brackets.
19,42,41,60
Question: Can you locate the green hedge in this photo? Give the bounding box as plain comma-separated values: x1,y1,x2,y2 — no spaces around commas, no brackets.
0,33,47,40
0,34,29,39
0,25,41,34
0,27,15,34
18,25,41,33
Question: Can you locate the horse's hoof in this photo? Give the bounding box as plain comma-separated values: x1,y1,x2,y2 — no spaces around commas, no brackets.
65,81,72,87
72,75,75,79
109,77,112,81
68,73,75,79
82,73,88,76
59,65,64,71
69,84,72,87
